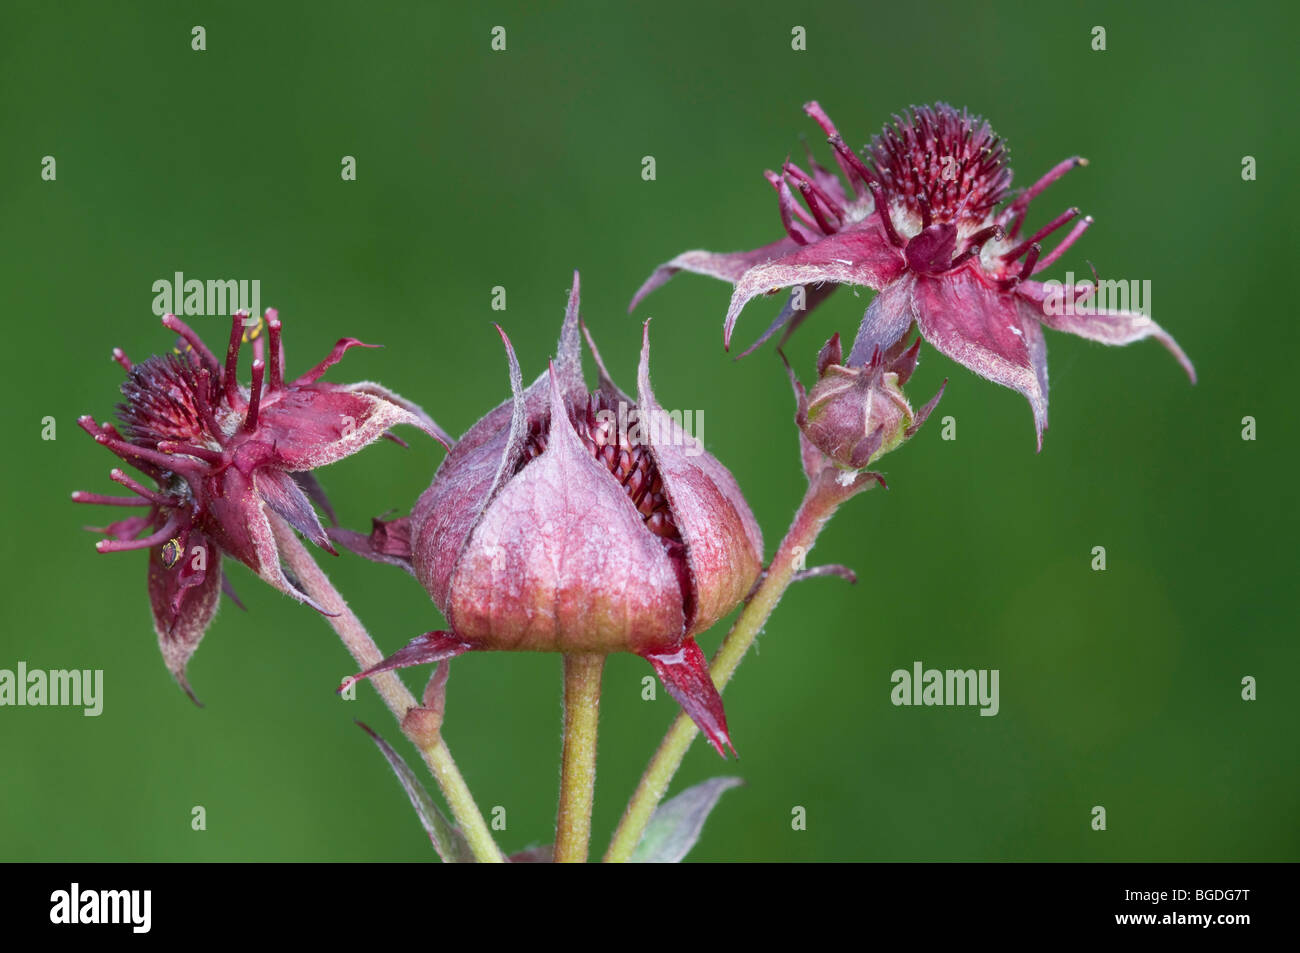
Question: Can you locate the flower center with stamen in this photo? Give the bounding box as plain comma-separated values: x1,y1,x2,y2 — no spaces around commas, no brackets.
867,104,1011,236
517,391,683,546
116,355,214,449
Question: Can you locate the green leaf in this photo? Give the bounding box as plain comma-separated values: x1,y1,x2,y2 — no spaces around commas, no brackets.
630,776,744,863
357,721,474,863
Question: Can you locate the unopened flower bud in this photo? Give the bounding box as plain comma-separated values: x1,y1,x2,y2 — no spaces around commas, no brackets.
793,333,944,470
337,274,763,756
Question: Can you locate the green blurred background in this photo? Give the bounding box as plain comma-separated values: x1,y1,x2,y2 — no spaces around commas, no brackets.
2,0,1295,862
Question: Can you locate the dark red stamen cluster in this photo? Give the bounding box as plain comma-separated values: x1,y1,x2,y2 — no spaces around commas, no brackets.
801,102,1092,284
73,313,285,549
116,352,212,449
519,392,682,545
866,104,1011,228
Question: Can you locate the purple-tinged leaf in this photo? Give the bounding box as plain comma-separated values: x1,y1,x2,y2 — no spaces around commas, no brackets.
792,563,858,585
357,721,473,863
509,845,555,863
630,776,745,863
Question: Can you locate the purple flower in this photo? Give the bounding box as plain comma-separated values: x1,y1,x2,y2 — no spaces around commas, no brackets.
335,275,764,756
631,102,1195,447
73,310,447,700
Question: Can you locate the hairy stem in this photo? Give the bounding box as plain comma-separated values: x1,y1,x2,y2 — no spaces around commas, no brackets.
604,469,876,862
271,515,505,863
555,653,605,863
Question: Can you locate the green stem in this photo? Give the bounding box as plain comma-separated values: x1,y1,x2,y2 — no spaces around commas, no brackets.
604,468,876,862
555,652,605,863
270,514,506,863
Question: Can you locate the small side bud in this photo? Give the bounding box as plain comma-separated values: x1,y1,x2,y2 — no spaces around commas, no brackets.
794,336,943,470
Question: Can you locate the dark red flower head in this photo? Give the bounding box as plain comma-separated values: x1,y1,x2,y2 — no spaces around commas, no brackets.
73,310,448,700
631,102,1195,448
336,274,764,756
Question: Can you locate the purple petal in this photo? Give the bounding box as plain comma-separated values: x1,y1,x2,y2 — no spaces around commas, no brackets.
344,382,453,447
912,271,1048,450
628,237,801,314
446,364,685,652
1017,282,1197,384
203,466,333,615
255,382,447,472
148,534,222,704
411,326,531,611
637,323,763,634
724,226,905,350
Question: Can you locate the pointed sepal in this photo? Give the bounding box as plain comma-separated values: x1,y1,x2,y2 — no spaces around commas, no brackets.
643,637,734,758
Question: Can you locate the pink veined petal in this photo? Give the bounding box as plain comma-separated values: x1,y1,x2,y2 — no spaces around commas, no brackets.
643,638,734,758
847,274,918,365
637,323,763,635
412,325,532,612
343,382,452,448
1017,283,1197,384
202,466,333,615
628,236,802,314
911,269,1049,450
723,226,906,351
148,532,222,705
447,364,685,653
255,383,445,471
